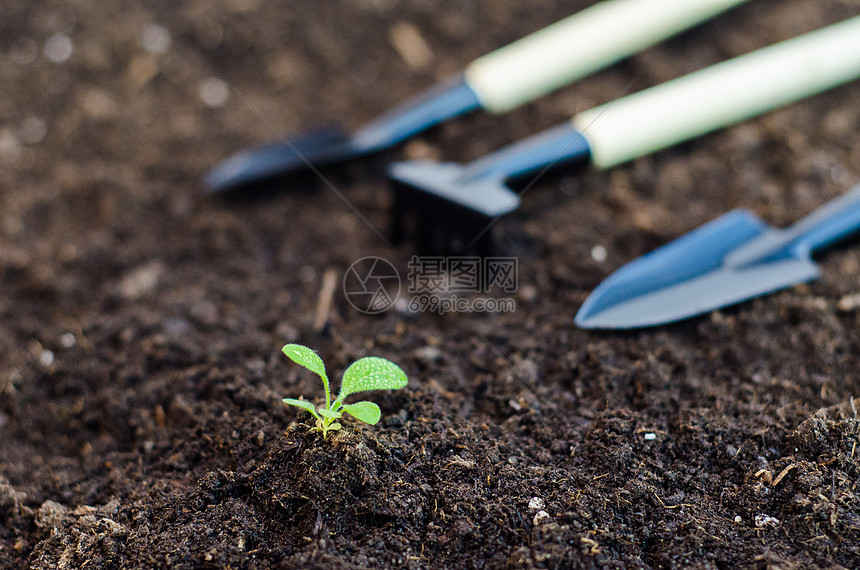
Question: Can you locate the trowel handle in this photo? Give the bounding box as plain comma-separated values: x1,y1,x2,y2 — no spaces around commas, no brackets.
464,0,749,113
573,15,860,170
787,184,860,255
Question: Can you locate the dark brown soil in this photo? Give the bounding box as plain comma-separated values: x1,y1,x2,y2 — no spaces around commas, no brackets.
2,1,860,568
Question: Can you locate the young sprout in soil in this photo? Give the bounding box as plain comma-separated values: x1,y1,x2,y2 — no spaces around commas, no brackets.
281,344,408,438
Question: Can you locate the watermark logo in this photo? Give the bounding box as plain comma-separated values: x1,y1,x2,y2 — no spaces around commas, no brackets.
408,256,517,314
343,256,401,314
344,256,517,314
408,256,517,294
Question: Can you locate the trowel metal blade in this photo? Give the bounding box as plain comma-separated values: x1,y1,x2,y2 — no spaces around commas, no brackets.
575,209,819,329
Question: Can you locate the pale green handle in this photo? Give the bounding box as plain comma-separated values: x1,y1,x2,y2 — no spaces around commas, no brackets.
574,15,860,169
464,0,749,113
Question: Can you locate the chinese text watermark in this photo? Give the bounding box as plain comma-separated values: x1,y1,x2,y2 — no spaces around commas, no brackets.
343,256,518,315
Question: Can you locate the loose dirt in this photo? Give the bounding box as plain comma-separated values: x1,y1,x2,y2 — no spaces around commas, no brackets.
2,1,859,568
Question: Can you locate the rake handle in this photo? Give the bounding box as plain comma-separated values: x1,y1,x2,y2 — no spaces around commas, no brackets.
574,15,860,169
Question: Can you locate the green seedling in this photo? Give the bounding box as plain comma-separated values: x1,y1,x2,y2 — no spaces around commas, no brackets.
281,344,408,438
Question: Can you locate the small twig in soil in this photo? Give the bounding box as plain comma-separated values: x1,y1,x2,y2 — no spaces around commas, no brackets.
313,268,338,333
831,469,836,503
313,511,323,536
771,464,797,487
514,507,528,532
581,536,601,555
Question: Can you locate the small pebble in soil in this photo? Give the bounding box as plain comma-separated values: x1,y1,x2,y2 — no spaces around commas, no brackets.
837,293,860,313
59,333,76,348
198,77,230,108
19,116,47,144
517,359,539,382
276,322,299,342
0,130,21,160
140,24,171,54
413,345,442,362
754,514,780,527
643,432,656,441
394,297,416,316
591,245,608,263
163,318,191,336
532,510,550,526
528,497,545,510
403,139,440,161
734,515,742,523
39,350,55,367
517,285,538,304
830,164,850,185
44,34,73,63
118,261,164,300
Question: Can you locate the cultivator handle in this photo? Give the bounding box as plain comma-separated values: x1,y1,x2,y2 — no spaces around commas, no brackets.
573,15,860,169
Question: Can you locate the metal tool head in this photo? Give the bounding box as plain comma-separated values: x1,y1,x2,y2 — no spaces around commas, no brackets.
387,123,591,253
388,161,521,255
204,125,355,193
390,161,521,218
205,76,482,194
574,209,819,329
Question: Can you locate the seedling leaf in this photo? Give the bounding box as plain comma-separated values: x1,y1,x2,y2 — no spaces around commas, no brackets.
280,343,408,439
341,401,382,425
282,398,318,417
317,407,342,420
282,344,328,382
338,357,408,400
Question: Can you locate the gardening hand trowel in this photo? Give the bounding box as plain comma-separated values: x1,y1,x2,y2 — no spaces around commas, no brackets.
389,15,860,250
574,184,860,329
204,0,749,193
